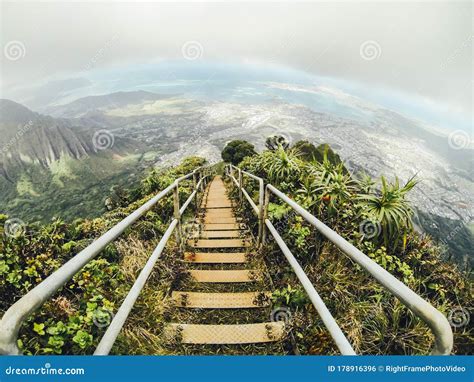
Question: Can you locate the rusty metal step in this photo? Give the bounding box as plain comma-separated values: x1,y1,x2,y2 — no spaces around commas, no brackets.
164,322,285,344
184,252,247,263
188,269,261,282
171,291,271,308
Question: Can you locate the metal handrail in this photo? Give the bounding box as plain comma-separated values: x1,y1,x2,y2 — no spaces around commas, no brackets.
95,175,209,355
226,164,264,245
0,166,209,355
265,221,356,355
94,219,179,355
228,164,453,355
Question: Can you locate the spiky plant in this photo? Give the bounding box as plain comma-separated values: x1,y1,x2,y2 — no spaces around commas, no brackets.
357,172,376,194
357,175,418,251
315,168,356,217
263,146,302,184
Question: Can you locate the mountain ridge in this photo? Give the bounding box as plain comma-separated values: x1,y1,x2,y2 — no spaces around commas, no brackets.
45,90,176,118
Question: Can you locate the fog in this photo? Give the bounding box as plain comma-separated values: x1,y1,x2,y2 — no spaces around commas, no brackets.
1,1,472,118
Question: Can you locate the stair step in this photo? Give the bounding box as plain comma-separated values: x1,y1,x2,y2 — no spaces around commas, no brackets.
171,291,271,308
204,202,233,208
189,269,261,282
188,239,251,248
203,217,238,224
202,223,243,231
165,322,285,344
203,198,232,203
203,211,235,218
204,207,233,213
200,230,241,238
184,252,247,263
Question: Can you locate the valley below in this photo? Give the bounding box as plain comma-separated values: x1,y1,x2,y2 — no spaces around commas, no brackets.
0,85,472,268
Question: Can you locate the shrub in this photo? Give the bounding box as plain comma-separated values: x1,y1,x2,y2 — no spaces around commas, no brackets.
221,140,257,165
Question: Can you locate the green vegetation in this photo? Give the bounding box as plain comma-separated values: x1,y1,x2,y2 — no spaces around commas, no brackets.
0,152,150,223
0,157,205,355
221,140,257,165
292,140,343,164
1,139,472,355
265,135,290,151
357,175,417,250
227,139,472,354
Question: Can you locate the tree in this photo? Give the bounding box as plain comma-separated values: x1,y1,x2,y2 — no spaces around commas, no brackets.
291,140,318,161
221,140,257,165
265,135,290,151
292,141,344,167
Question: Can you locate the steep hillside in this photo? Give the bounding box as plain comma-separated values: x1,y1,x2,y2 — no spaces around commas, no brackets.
0,99,150,222
0,155,471,356
0,99,92,177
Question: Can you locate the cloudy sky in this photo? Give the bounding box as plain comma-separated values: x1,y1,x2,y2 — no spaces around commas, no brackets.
0,1,472,120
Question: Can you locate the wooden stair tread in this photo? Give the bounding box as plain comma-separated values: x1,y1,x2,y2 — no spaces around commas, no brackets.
200,230,241,238
188,239,251,248
184,252,247,263
171,291,271,308
189,269,261,282
203,207,233,211
203,223,243,231
202,213,235,219
203,217,238,224
165,322,285,344
204,203,233,208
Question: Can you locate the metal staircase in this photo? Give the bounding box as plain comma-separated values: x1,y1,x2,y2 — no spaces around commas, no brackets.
0,164,454,356
163,176,282,346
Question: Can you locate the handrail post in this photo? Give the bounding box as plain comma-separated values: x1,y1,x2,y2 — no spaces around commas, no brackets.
199,170,204,192
173,181,181,247
262,185,271,245
0,167,201,355
192,170,198,212
265,183,454,355
257,179,264,246
238,168,243,202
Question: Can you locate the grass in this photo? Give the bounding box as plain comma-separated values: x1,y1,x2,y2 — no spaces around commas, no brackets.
112,177,293,355
224,173,473,356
